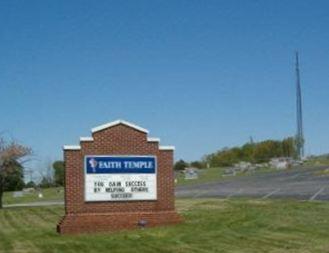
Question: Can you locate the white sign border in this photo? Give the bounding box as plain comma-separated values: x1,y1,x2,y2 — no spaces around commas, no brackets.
84,155,157,202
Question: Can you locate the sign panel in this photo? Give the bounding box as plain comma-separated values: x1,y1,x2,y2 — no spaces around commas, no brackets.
84,156,157,202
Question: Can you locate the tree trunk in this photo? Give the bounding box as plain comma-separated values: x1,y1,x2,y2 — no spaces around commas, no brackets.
0,174,3,209
0,191,2,209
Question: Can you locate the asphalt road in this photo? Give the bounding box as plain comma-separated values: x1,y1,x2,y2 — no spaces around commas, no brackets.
175,165,329,201
4,165,328,208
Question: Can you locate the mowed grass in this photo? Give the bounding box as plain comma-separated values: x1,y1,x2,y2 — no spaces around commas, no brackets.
176,167,225,186
176,167,277,186
3,187,64,205
1,199,329,253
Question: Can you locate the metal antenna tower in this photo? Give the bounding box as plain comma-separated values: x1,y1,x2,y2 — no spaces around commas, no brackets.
295,51,304,159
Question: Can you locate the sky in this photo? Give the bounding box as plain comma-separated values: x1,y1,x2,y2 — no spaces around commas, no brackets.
1,1,329,179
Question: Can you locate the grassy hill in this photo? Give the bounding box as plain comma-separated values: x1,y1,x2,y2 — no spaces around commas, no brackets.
3,187,64,205
1,198,329,253
305,154,329,166
175,166,275,186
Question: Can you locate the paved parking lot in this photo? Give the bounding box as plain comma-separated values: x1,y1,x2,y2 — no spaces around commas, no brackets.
175,165,329,201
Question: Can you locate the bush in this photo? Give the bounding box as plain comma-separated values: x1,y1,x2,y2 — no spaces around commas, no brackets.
174,160,189,171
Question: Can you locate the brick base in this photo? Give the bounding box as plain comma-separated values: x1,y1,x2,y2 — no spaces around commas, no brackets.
57,211,183,234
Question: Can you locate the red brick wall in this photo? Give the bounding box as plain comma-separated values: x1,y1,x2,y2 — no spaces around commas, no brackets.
58,123,181,234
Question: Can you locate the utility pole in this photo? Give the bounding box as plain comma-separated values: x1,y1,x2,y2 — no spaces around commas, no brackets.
295,51,304,159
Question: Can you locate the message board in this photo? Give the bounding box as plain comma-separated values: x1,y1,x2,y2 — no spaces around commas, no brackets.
85,156,157,201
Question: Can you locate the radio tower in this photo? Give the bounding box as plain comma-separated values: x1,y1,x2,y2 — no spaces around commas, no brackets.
295,51,304,159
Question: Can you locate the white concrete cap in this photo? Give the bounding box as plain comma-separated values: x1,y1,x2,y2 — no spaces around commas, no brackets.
91,119,149,134
159,146,175,151
80,137,94,141
147,137,160,142
63,145,81,150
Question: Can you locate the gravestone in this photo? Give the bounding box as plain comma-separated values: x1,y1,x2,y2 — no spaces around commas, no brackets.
184,168,199,180
13,191,23,198
57,119,182,234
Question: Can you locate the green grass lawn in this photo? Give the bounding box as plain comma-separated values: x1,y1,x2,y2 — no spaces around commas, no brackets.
1,198,329,253
3,187,64,205
175,167,225,186
305,158,329,166
176,167,277,186
314,168,329,176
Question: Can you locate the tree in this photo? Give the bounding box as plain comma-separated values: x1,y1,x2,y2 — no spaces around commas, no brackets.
53,160,65,186
241,143,255,163
174,159,189,171
203,137,297,167
190,161,205,169
25,181,36,188
38,159,56,188
39,176,54,188
0,137,32,208
37,160,55,188
282,137,296,158
3,160,24,191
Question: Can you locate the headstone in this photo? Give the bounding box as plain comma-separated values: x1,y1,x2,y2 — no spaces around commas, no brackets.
223,168,236,177
57,119,182,234
270,157,291,170
184,167,198,180
13,191,23,198
22,187,35,193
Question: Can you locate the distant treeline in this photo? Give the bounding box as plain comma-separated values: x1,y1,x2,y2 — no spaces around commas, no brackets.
204,137,297,167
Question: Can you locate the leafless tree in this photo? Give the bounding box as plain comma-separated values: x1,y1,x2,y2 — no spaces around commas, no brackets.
0,137,32,208
36,158,55,188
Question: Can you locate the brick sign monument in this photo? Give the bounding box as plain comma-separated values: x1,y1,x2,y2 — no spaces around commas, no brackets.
57,120,182,234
